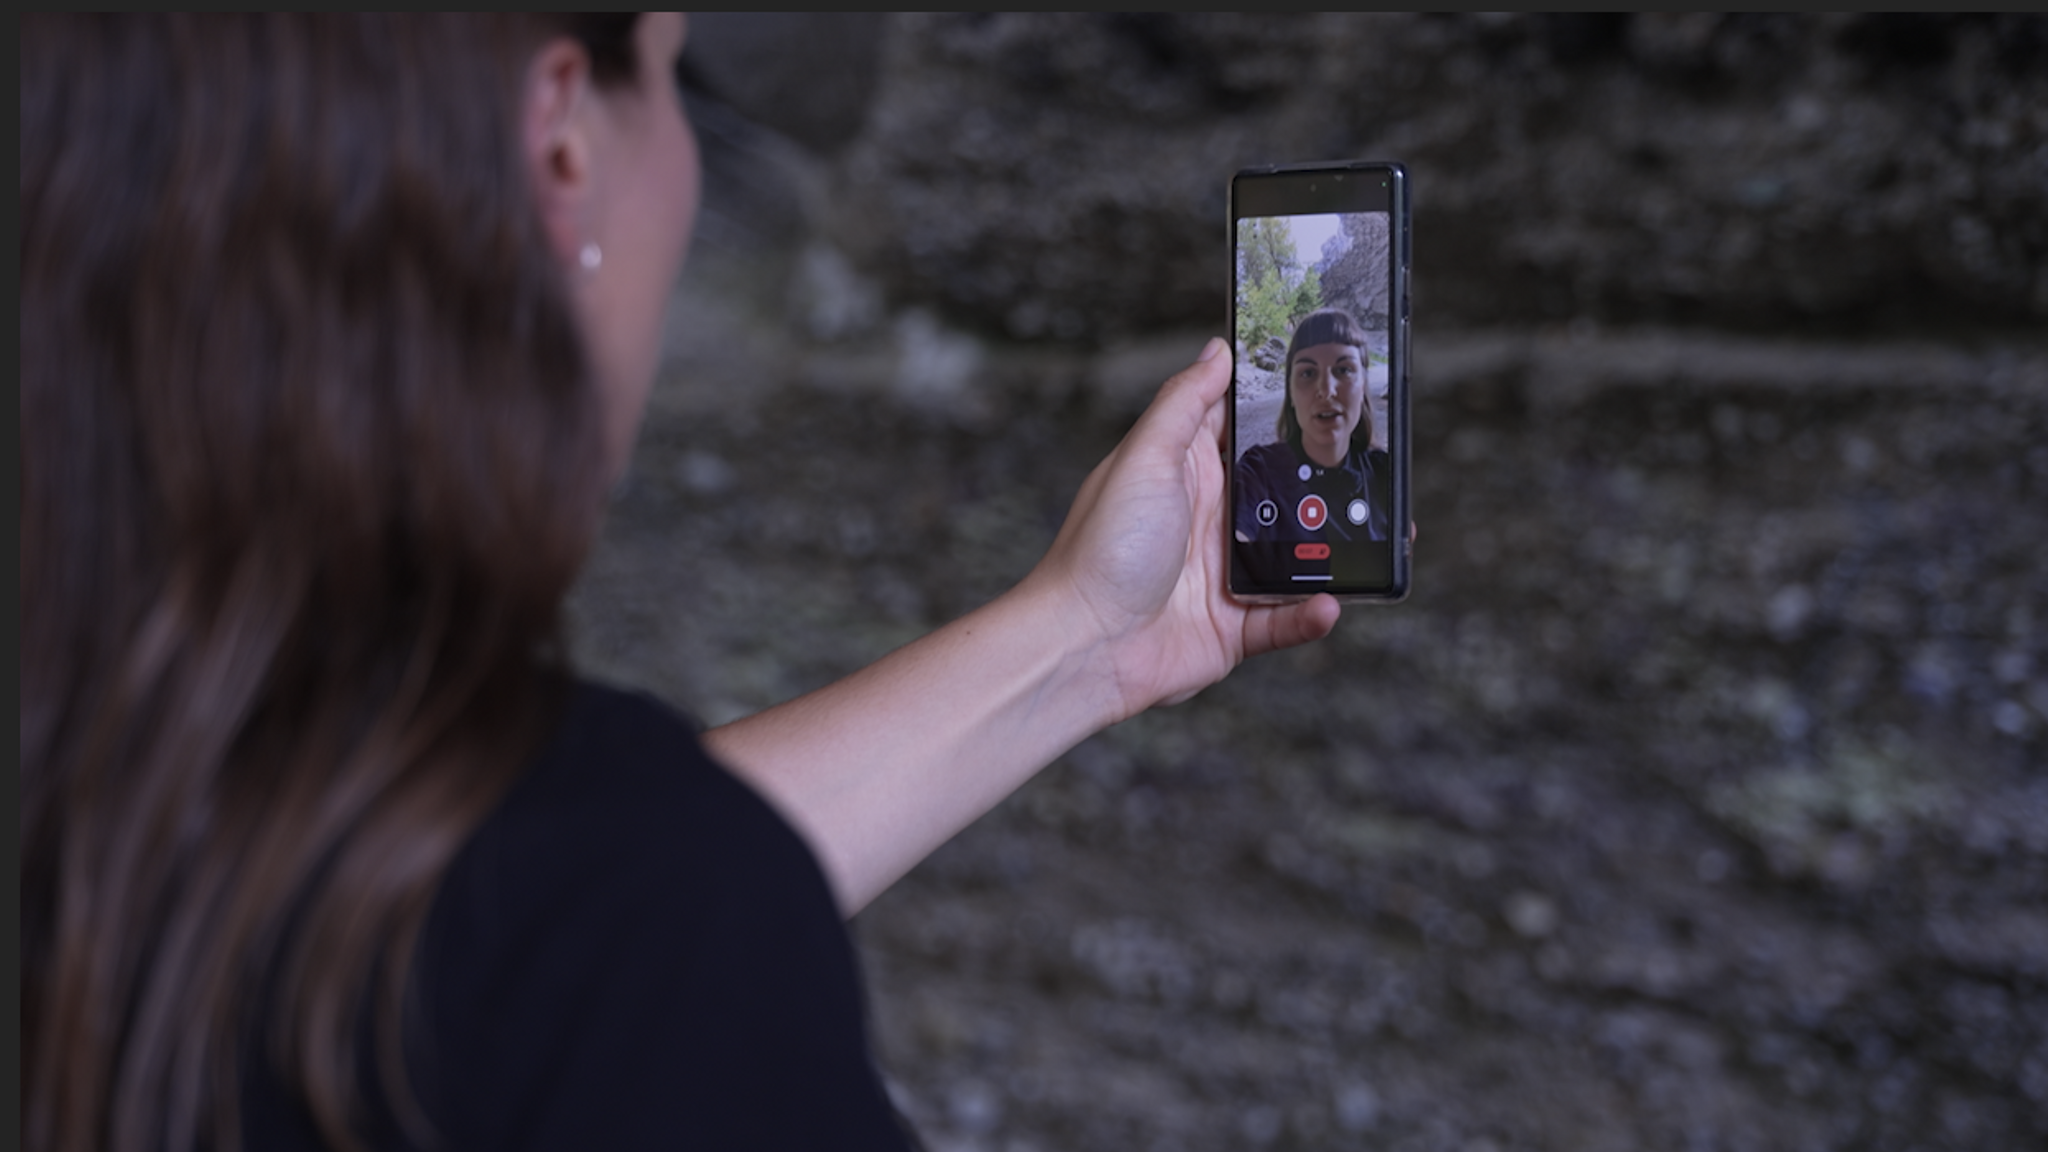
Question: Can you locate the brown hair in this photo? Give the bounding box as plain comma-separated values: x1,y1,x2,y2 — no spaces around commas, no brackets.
1276,307,1375,451
23,14,639,1152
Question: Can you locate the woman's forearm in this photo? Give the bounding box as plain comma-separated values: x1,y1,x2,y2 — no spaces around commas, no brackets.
702,571,1121,916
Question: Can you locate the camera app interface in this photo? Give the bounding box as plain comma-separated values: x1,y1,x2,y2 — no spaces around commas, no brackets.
1232,208,1396,593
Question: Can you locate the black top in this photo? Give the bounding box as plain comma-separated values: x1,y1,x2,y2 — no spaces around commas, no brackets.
241,681,913,1151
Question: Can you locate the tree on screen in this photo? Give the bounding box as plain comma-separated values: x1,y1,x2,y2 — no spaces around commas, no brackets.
1236,217,1323,353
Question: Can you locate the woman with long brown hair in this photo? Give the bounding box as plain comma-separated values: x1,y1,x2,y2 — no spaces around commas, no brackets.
22,13,1339,1150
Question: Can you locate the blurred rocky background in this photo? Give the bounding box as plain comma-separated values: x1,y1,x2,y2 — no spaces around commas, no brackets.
567,14,2048,1151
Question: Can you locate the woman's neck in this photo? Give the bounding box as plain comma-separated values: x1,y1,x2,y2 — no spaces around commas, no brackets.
1299,433,1347,469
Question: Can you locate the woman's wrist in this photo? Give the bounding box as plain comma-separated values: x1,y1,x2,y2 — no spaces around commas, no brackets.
1019,545,1211,731
997,563,1134,733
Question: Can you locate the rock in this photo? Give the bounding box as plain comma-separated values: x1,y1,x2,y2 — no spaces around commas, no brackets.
681,13,887,154
824,13,2048,342
572,18,2048,1149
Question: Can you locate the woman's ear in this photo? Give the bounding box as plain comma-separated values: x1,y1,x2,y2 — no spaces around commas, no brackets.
523,37,596,267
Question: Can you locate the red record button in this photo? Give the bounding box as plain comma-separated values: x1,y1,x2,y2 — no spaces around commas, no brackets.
1294,542,1331,560
1296,494,1328,531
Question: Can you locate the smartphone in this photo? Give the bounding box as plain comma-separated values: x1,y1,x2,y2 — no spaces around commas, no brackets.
1228,161,1410,602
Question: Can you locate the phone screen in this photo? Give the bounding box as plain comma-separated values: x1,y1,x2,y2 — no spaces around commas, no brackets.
1229,163,1409,601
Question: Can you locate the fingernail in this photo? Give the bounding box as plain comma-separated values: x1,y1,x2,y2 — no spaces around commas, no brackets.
1199,337,1227,362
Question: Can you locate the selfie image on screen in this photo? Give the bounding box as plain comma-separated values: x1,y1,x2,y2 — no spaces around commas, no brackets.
1232,210,1395,592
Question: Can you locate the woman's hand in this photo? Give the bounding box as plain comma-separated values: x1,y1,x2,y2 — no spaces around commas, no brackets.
1027,337,1340,719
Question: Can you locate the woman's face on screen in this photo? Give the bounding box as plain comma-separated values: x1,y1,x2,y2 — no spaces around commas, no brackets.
1289,341,1365,467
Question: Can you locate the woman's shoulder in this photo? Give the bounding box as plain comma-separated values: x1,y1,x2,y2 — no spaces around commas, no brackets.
1240,439,1295,465
1236,440,1300,482
407,679,906,1148
459,679,819,905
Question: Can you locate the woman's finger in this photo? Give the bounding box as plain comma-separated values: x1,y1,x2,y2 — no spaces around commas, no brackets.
1241,594,1341,659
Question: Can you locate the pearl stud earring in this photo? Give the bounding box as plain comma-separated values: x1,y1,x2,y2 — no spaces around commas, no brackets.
579,242,603,273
